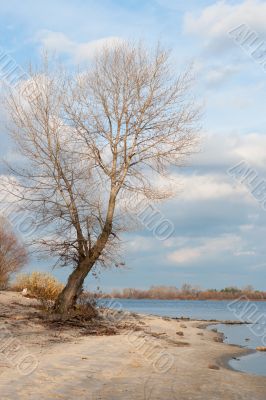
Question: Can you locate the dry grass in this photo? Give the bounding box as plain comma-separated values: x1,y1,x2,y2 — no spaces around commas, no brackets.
12,272,64,308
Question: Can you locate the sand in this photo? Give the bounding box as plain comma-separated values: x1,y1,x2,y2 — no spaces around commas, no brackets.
0,291,265,400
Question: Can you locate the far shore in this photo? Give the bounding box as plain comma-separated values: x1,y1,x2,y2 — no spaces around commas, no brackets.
103,296,266,301
104,286,266,301
0,291,265,400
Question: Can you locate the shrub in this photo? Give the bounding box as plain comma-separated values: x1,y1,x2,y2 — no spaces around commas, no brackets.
13,272,64,308
0,219,27,289
75,291,99,319
0,275,10,290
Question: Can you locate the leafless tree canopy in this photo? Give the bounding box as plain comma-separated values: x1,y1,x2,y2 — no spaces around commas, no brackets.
0,219,27,289
4,43,200,312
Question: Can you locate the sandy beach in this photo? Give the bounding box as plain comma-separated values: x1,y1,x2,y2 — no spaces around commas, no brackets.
0,291,265,400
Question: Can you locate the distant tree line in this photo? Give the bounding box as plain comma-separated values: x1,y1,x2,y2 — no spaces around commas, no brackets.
105,284,266,300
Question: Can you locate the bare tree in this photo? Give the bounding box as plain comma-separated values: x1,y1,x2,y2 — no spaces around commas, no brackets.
4,43,200,313
0,218,27,289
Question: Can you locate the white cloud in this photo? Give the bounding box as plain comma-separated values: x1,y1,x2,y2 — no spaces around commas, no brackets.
231,133,266,167
204,65,239,86
168,234,244,265
234,250,255,256
168,247,201,264
36,31,74,53
153,130,266,205
174,173,245,201
192,131,266,169
127,236,156,253
75,37,125,63
36,30,125,63
183,0,266,51
0,175,18,203
0,175,22,225
250,262,266,270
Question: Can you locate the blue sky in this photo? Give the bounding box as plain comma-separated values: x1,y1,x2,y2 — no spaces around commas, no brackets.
1,0,266,291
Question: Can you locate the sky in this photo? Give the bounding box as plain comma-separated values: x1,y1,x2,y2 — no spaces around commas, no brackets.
1,0,266,291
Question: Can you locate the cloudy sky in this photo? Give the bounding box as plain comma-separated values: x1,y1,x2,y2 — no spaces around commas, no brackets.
1,0,266,291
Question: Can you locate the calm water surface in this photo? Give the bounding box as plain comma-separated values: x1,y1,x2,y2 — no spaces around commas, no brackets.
102,299,266,377
208,323,266,377
102,298,265,320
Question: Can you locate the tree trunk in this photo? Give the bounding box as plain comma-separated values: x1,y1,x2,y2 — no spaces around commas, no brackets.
54,193,116,315
54,260,91,314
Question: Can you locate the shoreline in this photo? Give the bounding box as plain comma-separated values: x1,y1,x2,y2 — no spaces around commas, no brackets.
204,321,265,378
218,347,257,373
194,320,257,372
200,321,257,372
0,291,266,399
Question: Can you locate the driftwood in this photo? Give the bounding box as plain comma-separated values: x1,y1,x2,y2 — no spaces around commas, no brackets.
256,346,266,351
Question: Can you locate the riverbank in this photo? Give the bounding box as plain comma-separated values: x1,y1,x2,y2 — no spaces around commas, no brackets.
0,291,265,399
